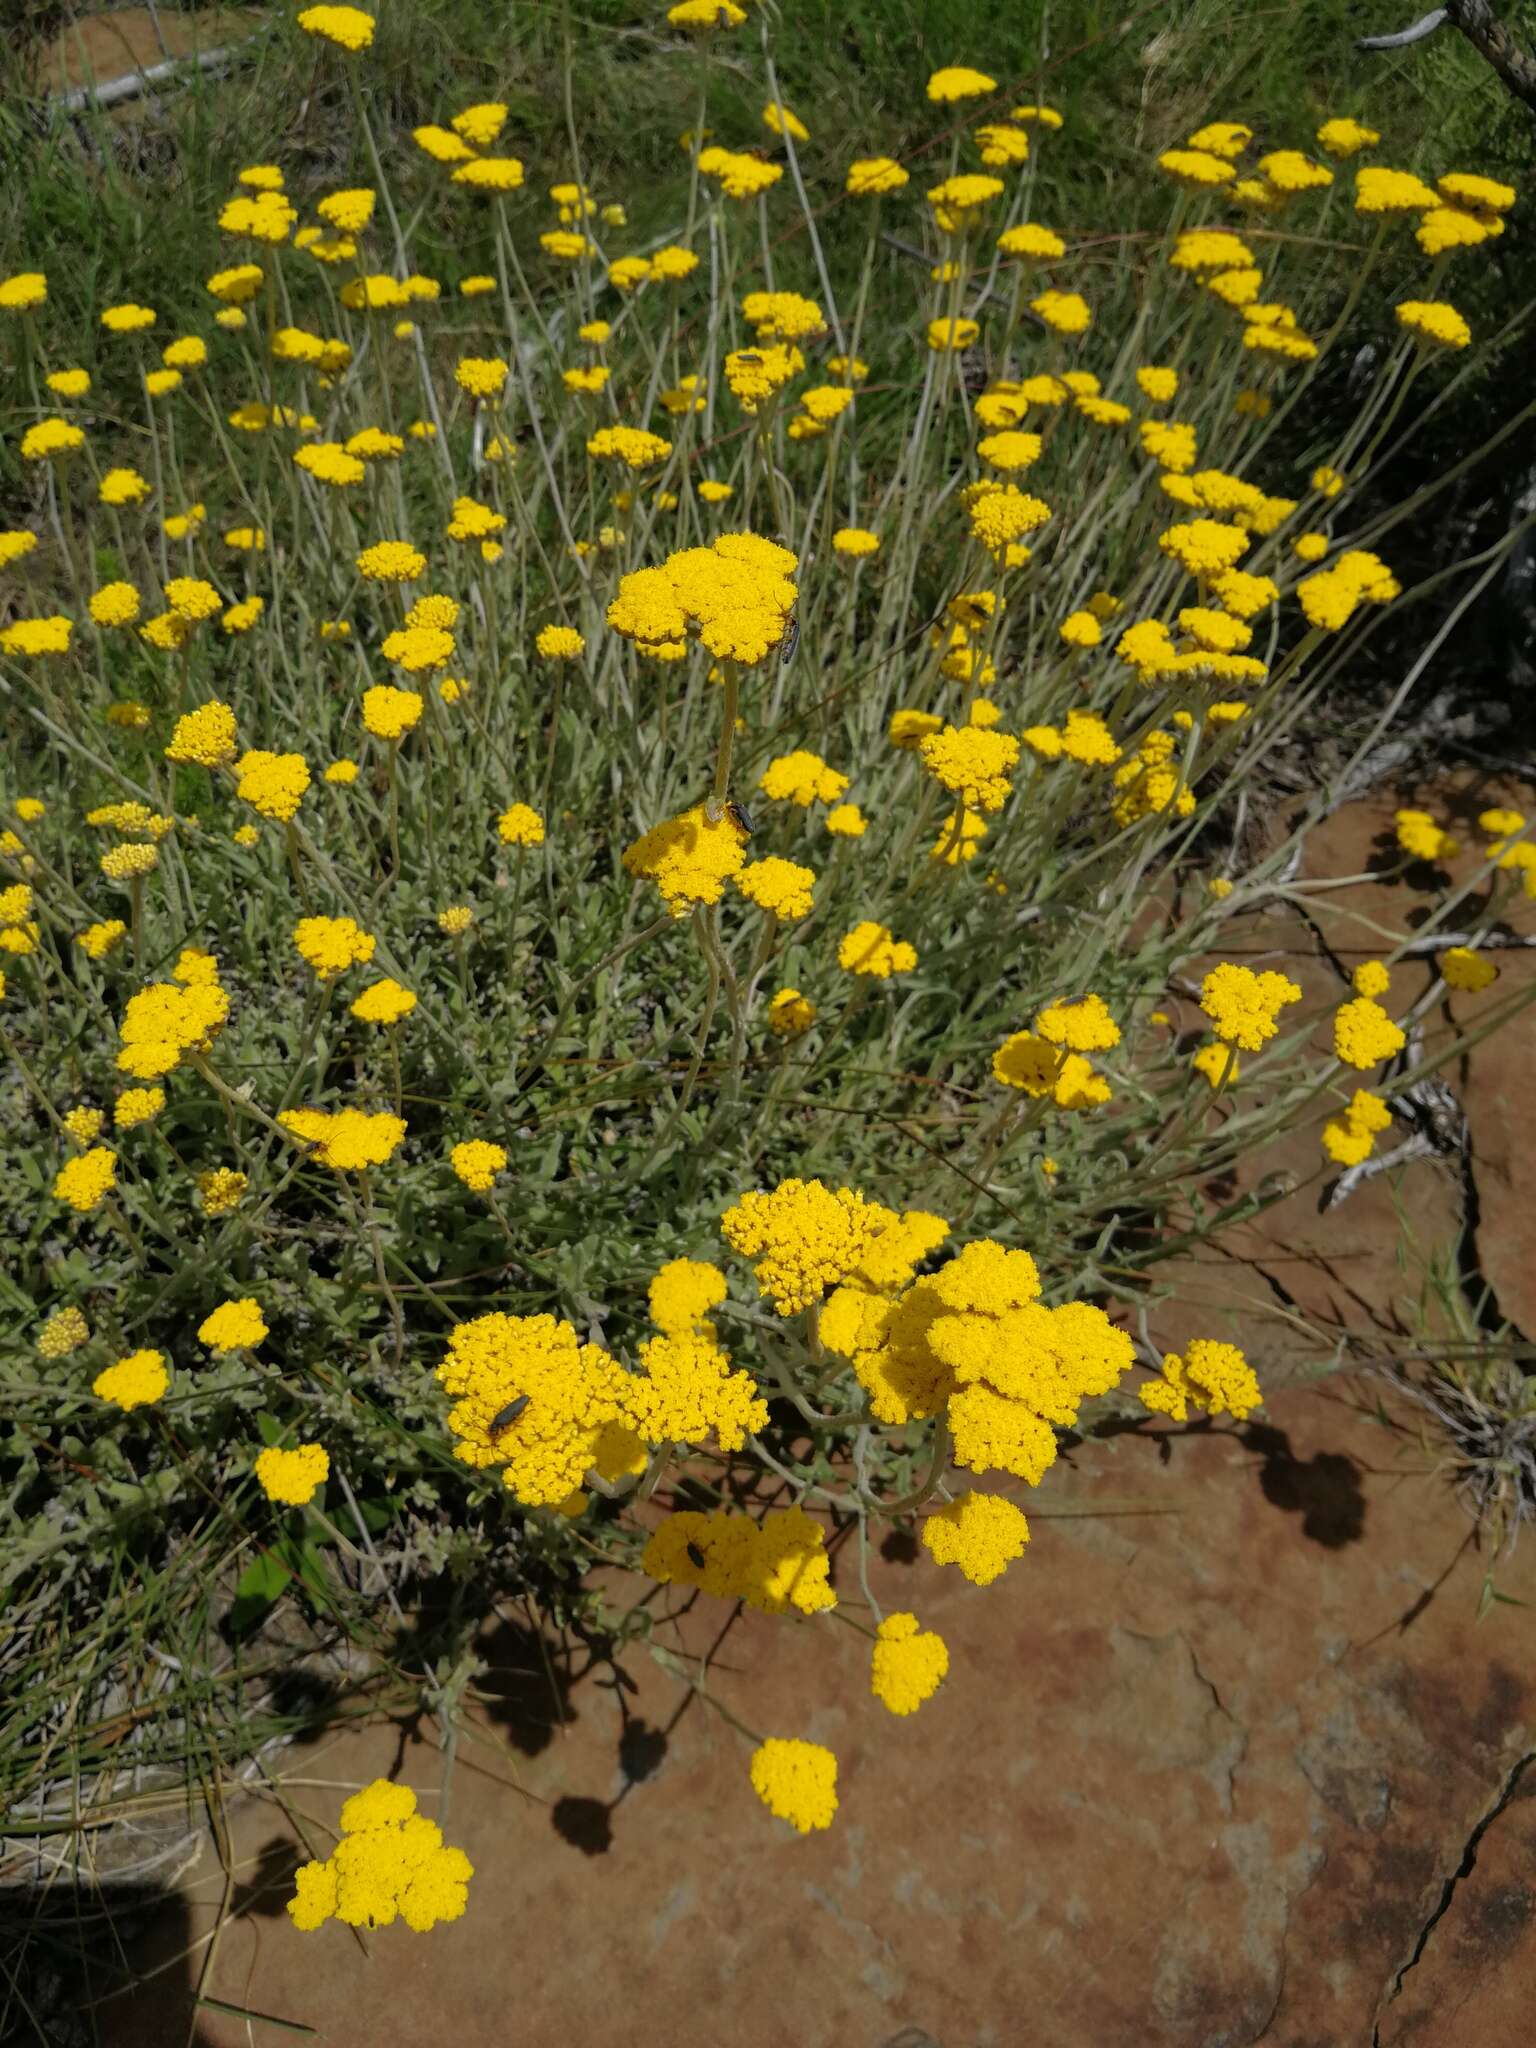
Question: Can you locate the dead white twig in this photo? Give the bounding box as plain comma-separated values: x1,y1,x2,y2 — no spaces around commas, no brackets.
1358,7,1449,48
1359,3,1536,116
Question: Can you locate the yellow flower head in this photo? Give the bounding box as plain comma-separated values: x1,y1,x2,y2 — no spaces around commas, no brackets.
198,1167,248,1215
350,977,417,1025
256,1443,331,1506
927,66,996,102
115,978,229,1078
450,1139,508,1192
293,916,376,979
734,856,815,921
165,700,237,770
1333,996,1406,1070
609,534,798,667
297,6,376,53
280,1106,407,1170
847,157,909,196
362,685,424,741
1355,166,1438,213
1442,946,1497,994
435,1310,642,1505
749,1739,838,1833
837,921,917,979
235,750,309,822
587,424,673,469
93,1349,168,1410
114,1086,165,1128
870,1613,950,1715
287,1776,473,1934
1141,1340,1261,1423
38,1306,90,1358
497,803,545,847
919,725,1020,814
1394,299,1472,350
357,540,426,583
921,1490,1029,1583
768,988,816,1037
0,272,47,312
623,804,748,915
1317,118,1379,158
199,1297,269,1353
1200,961,1301,1051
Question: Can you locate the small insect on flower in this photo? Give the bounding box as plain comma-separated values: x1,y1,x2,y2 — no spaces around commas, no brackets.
487,1393,531,1437
725,800,755,838
686,1541,707,1568
779,612,800,668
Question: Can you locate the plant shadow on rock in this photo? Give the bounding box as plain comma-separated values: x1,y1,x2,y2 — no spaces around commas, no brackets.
1243,1421,1368,1548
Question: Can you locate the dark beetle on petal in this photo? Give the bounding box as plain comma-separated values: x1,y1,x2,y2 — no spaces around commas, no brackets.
487,1393,530,1437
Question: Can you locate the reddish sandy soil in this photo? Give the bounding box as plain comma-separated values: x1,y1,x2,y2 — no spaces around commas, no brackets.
36,7,264,94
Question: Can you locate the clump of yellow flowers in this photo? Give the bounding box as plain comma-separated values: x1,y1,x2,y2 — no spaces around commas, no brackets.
2,1,1528,1908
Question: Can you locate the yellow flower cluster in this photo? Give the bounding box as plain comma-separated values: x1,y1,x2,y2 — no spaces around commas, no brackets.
1322,1088,1393,1166
235,750,310,822
920,1490,1030,1584
117,978,230,1078
293,915,376,978
918,725,1020,814
907,1241,1132,1479
114,1086,164,1127
198,1297,268,1353
749,1738,838,1833
165,700,238,768
297,7,377,56
768,988,816,1036
1298,549,1400,631
1395,808,1456,862
279,1107,407,1170
697,145,783,201
1140,1339,1262,1421
758,750,847,806
198,1167,248,1215
435,1311,642,1509
93,1348,168,1409
625,1259,768,1452
1333,997,1406,1070
38,1306,90,1358
622,803,748,915
870,1612,949,1715
992,1032,1112,1109
1442,945,1497,994
351,978,417,1025
722,1178,895,1316
255,1443,331,1506
1200,962,1302,1051
288,1779,473,1933
967,482,1052,556
644,1504,833,1613
450,1138,507,1191
735,855,815,920
607,533,798,665
837,921,917,978
53,1147,118,1214
362,684,424,739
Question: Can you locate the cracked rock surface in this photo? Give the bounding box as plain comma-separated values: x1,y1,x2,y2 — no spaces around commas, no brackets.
108,1381,1535,2048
